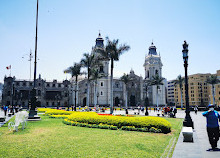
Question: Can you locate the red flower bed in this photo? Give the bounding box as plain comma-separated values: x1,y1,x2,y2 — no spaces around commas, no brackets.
97,113,112,116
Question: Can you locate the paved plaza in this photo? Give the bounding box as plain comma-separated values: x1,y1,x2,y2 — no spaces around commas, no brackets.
1,108,220,157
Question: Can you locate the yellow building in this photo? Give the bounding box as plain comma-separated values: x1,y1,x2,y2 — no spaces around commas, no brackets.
174,73,211,107
210,70,220,106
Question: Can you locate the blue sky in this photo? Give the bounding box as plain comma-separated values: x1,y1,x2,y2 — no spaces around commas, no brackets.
0,0,220,83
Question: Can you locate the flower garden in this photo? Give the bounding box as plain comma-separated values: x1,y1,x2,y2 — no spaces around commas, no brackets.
43,108,171,133
0,108,183,158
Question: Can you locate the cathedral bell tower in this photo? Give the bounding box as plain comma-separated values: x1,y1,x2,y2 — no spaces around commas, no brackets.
92,32,109,76
144,42,163,80
143,42,166,106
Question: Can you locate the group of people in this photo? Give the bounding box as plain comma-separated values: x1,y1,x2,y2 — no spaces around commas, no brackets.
1,105,21,116
151,106,177,117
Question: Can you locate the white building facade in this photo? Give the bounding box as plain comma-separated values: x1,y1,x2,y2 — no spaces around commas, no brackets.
143,43,166,106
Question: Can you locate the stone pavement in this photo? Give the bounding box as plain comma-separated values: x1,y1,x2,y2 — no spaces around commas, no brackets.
0,109,14,127
172,111,220,158
102,109,186,118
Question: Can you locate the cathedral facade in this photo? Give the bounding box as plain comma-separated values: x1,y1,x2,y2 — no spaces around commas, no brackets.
76,34,166,107
2,34,166,108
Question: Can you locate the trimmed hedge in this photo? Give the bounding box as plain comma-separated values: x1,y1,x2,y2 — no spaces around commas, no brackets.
49,115,69,119
37,108,52,113
63,119,163,133
66,112,171,133
45,109,75,116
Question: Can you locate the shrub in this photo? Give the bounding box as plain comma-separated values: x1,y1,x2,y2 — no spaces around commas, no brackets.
45,109,75,116
66,112,171,133
109,125,118,130
49,115,69,119
37,108,52,113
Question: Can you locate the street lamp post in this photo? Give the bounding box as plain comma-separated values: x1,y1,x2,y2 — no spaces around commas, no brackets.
29,0,40,120
182,41,194,128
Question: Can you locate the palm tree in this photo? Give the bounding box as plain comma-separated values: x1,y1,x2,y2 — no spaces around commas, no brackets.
174,75,184,109
206,75,220,105
90,68,106,108
149,74,165,108
144,80,151,116
64,63,82,111
97,37,130,114
120,73,132,114
80,53,99,107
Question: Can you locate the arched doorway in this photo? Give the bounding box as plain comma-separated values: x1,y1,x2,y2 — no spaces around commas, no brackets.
36,101,41,107
64,101,67,107
83,97,86,107
114,97,119,106
130,95,136,106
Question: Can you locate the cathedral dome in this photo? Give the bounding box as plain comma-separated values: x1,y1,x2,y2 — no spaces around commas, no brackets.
95,32,104,48
148,42,157,55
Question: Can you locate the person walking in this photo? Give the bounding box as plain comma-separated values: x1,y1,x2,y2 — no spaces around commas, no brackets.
173,107,177,118
194,105,198,115
3,105,8,116
202,104,220,150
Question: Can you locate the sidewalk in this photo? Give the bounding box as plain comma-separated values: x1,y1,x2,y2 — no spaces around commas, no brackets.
172,111,220,158
101,109,186,118
0,109,14,127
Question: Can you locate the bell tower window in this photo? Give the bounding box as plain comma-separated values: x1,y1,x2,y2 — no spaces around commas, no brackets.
100,66,104,73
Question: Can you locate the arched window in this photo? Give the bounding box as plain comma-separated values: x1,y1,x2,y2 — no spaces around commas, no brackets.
147,70,149,78
155,70,158,75
100,66,104,73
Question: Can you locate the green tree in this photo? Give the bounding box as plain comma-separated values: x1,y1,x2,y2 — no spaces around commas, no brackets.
149,74,165,108
90,68,106,108
206,75,220,105
144,80,151,115
97,37,130,114
174,75,184,109
64,63,82,111
120,73,132,114
80,53,99,107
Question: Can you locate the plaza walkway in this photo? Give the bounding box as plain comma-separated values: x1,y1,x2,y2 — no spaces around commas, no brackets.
172,111,220,158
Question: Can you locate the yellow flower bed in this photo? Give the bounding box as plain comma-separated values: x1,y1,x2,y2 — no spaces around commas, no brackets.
49,115,69,119
45,109,75,116
37,108,52,113
66,112,171,133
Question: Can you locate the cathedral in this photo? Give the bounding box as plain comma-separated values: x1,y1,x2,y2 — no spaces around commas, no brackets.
2,33,166,108
76,34,166,107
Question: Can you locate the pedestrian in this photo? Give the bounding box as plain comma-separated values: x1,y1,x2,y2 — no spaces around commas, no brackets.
3,105,8,116
173,107,177,118
138,106,140,114
202,104,220,150
194,105,198,115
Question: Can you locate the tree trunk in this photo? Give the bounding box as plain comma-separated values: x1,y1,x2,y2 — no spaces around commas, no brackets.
87,80,90,107
110,59,114,114
74,76,78,111
212,84,215,105
156,85,159,108
125,85,127,109
94,81,97,108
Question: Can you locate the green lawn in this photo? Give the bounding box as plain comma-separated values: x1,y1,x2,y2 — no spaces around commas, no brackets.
0,115,182,158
